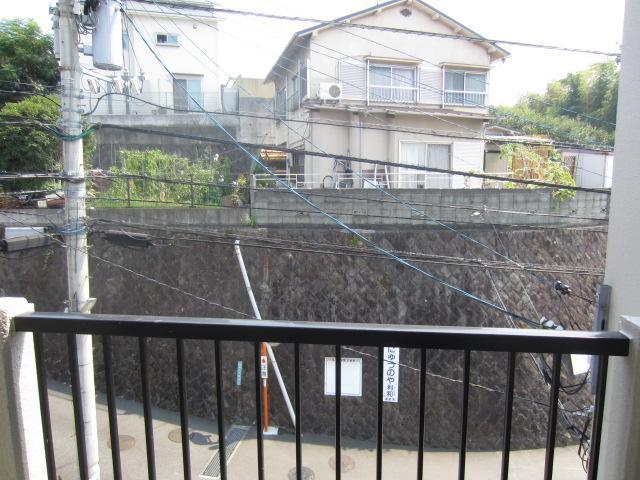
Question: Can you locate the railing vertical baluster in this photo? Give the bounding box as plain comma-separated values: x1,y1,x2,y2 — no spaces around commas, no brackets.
417,348,427,480
295,343,302,480
102,336,122,480
458,349,471,480
139,336,156,480
176,339,191,480
67,334,89,480
376,346,384,480
500,352,516,480
587,355,609,480
543,353,562,480
335,344,342,480
254,342,265,480
34,332,57,480
214,340,227,480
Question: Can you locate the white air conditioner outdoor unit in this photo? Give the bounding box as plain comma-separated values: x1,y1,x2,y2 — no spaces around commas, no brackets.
318,82,342,101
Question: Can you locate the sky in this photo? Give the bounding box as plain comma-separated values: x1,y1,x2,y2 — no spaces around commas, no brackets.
3,0,626,105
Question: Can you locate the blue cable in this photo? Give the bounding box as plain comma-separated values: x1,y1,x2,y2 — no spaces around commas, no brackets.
123,9,540,327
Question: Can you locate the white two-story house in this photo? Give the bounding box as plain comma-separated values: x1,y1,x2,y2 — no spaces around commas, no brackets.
82,0,220,116
264,0,509,189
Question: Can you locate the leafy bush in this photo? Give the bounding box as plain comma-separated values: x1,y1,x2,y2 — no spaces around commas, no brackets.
500,144,576,200
96,149,244,207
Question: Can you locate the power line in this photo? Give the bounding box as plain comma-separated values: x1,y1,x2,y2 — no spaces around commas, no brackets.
130,0,620,57
93,123,612,194
123,10,544,326
88,219,606,276
0,210,254,318
169,3,615,151
117,3,611,309
83,91,614,155
86,170,608,222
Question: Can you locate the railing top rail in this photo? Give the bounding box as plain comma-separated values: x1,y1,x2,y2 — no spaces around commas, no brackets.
14,312,629,356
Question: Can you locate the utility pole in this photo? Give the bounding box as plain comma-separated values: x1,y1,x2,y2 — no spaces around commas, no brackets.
57,1,100,477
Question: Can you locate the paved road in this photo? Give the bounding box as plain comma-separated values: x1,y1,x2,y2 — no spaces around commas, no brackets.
48,382,586,479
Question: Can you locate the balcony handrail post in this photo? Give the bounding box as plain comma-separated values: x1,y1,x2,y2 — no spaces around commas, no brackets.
599,316,640,479
0,298,48,479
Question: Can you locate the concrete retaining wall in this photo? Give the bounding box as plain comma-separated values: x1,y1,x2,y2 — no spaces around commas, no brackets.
250,188,609,228
0,226,606,450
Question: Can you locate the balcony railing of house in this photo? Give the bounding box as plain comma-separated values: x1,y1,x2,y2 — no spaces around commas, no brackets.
443,91,488,107
252,171,514,190
12,311,629,480
368,86,419,103
85,91,220,116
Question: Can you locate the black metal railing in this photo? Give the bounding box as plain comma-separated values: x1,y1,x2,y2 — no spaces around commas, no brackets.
15,312,629,480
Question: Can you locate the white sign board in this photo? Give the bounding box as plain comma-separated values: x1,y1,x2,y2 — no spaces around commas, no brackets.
324,357,363,397
383,347,400,403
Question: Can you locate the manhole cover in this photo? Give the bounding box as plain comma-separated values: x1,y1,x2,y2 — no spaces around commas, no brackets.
287,466,315,480
328,454,355,473
168,428,183,444
108,434,136,451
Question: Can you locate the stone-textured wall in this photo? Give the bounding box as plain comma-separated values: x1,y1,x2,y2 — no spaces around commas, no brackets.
0,225,606,449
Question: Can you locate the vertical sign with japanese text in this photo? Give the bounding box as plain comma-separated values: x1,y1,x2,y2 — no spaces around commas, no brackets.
383,347,400,403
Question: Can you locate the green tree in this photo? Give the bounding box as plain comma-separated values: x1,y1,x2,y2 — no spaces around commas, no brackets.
493,61,619,147
0,95,61,189
0,19,59,103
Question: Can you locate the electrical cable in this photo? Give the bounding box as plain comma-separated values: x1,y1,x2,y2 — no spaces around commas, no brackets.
130,0,621,57
114,10,547,327
0,211,254,318
172,2,617,147
87,219,605,276
92,123,613,194
85,169,610,221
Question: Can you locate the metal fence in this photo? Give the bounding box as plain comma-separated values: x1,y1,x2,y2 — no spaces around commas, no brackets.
14,312,628,480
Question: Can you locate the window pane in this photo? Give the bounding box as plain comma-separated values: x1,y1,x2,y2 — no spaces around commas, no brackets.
186,79,202,110
399,142,427,188
465,73,486,93
426,144,451,188
393,68,415,88
370,66,392,86
173,79,187,110
427,144,450,168
445,71,464,90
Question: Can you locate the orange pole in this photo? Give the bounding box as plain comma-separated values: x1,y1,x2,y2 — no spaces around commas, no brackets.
261,342,269,432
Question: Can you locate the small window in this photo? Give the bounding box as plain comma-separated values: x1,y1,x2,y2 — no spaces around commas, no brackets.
156,33,179,46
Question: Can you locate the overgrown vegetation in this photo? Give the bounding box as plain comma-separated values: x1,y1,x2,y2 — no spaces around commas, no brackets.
499,143,576,199
0,95,60,190
0,19,59,105
94,149,247,207
493,61,618,147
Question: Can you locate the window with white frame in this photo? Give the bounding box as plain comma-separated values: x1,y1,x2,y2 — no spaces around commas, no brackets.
398,142,451,188
443,70,487,107
156,33,179,46
368,64,417,103
173,77,202,111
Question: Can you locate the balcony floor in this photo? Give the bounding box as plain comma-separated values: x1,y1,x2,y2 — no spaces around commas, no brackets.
48,381,587,479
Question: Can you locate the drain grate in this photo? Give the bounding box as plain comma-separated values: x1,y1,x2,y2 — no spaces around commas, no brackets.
200,425,250,479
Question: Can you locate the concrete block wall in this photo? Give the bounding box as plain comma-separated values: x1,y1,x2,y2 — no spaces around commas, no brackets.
250,188,610,228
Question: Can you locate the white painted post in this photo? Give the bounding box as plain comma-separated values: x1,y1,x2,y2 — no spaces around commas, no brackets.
0,298,47,479
598,0,640,477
